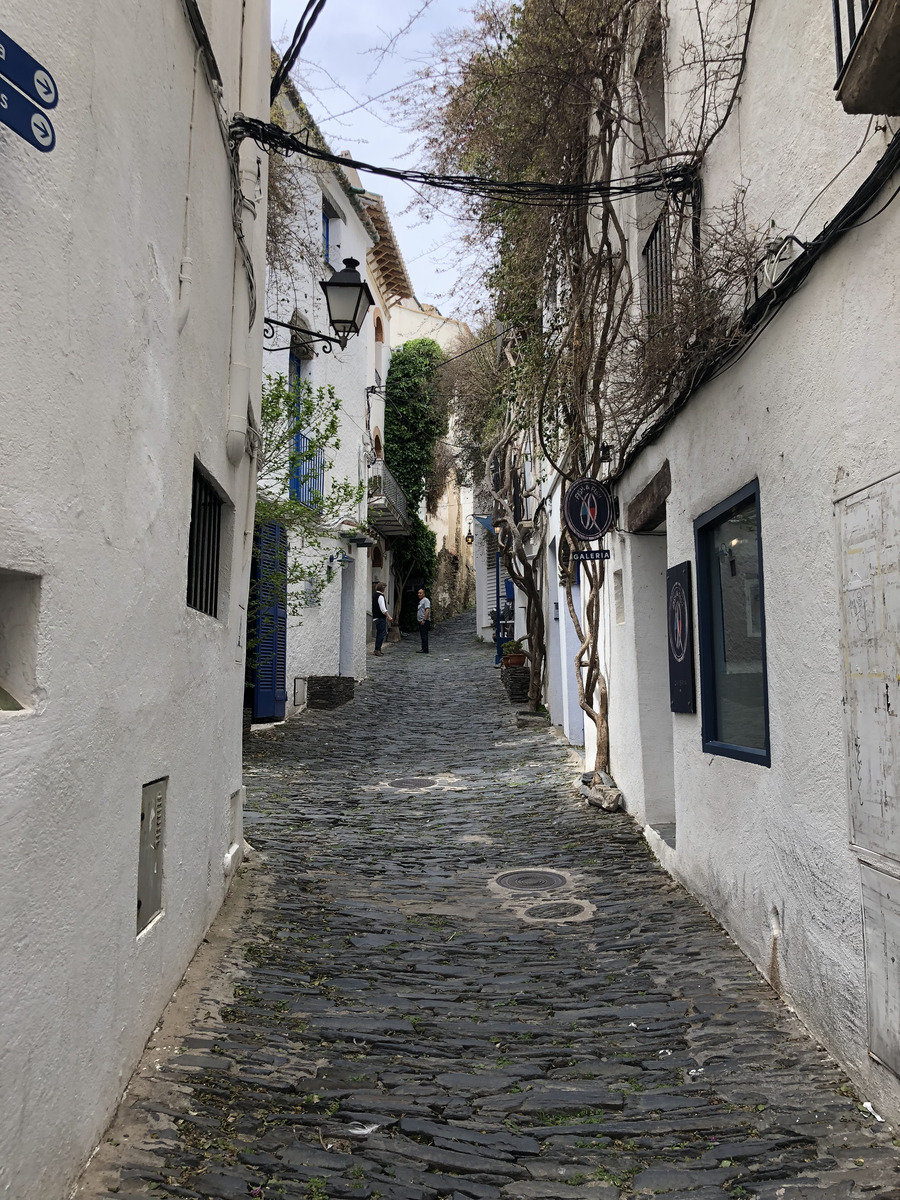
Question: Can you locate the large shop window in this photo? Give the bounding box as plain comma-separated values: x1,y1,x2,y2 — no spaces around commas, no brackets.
694,481,770,766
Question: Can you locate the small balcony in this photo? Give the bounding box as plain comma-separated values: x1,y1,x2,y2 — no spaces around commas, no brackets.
368,460,410,536
833,0,900,114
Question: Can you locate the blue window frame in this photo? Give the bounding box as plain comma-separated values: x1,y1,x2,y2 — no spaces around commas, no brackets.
290,430,325,510
287,349,324,510
694,480,770,766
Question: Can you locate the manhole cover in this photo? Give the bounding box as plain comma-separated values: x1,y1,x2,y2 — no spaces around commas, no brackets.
524,901,588,920
495,869,567,892
389,777,435,789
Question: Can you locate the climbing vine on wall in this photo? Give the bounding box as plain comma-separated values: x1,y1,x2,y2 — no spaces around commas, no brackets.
383,337,448,508
419,0,760,763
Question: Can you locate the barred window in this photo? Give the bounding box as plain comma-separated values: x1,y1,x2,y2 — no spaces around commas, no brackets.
186,465,222,617
642,206,673,329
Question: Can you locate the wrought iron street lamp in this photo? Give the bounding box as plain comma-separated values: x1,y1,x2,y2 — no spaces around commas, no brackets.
320,258,374,350
263,258,375,356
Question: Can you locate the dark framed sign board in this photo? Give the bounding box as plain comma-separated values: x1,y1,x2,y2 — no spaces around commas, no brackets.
562,478,614,542
666,560,696,713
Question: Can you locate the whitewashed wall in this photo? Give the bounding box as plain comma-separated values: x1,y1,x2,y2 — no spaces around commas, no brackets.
543,483,586,748
265,156,375,700
0,1,269,1196
602,0,900,1118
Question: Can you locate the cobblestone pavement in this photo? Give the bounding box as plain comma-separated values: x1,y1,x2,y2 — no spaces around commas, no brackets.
79,614,900,1200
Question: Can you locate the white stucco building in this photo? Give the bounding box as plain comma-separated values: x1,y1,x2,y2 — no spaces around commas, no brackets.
252,85,414,718
488,0,900,1120
0,1,269,1196
596,0,900,1119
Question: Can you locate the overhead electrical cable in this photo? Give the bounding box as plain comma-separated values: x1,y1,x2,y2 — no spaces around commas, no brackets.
231,115,696,207
270,0,329,104
436,328,505,366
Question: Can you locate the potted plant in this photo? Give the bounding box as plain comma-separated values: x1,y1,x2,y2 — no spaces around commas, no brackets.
501,638,526,667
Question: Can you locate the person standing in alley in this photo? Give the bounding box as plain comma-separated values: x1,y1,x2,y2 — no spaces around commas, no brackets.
417,587,431,654
373,582,391,657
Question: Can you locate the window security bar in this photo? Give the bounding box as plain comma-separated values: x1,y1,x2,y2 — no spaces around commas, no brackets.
291,432,325,511
642,206,673,329
186,467,222,618
832,0,873,79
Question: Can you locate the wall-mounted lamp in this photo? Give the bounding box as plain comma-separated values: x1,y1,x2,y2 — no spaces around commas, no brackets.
465,517,474,546
320,258,375,349
263,258,374,356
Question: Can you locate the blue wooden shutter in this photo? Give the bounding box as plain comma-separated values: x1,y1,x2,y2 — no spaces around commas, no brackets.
252,521,288,721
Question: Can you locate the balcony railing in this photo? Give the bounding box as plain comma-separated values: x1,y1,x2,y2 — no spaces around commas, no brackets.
368,460,410,535
832,0,900,113
833,0,873,76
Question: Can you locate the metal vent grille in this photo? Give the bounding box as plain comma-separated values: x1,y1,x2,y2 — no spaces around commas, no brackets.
137,777,166,934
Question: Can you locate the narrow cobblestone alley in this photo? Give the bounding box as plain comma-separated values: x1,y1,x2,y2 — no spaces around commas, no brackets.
78,616,900,1200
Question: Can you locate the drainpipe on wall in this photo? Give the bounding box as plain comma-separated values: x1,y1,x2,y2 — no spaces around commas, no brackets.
226,0,268,468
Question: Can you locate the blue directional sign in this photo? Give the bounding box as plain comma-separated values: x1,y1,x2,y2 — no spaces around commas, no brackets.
0,28,58,108
0,83,55,152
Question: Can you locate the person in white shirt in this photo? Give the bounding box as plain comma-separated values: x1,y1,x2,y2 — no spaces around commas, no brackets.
373,582,391,656
416,588,431,654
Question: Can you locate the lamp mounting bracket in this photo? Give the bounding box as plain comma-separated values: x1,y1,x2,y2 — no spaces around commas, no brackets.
263,315,345,355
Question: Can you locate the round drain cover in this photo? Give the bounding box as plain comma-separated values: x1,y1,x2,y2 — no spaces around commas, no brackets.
524,901,588,920
389,777,435,789
496,869,567,892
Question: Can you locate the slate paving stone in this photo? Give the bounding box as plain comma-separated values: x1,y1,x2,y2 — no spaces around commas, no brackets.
75,615,900,1200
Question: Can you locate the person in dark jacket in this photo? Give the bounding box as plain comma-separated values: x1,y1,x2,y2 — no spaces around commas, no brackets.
373,582,391,656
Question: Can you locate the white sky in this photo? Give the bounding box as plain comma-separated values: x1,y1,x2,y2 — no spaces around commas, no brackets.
269,0,477,318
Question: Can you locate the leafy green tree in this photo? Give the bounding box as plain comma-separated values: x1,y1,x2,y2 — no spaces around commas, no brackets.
384,338,447,508
255,372,365,616
383,339,446,626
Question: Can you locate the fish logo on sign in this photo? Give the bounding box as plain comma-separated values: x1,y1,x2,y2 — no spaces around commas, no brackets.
0,26,57,153
668,581,688,663
580,493,602,535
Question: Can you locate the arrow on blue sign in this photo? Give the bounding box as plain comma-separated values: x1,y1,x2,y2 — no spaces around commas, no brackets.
0,84,55,152
0,28,58,108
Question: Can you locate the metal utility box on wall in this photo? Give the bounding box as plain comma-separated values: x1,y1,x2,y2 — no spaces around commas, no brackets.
137,777,166,934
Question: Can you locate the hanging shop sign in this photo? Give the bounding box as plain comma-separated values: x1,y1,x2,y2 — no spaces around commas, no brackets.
0,27,57,152
572,549,610,562
562,478,614,542
666,560,696,713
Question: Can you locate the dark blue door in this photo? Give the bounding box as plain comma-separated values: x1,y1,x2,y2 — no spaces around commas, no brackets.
252,521,288,721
